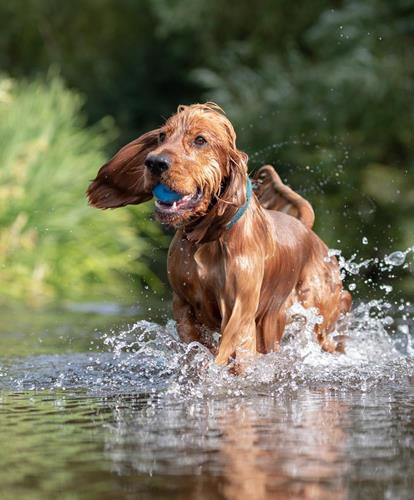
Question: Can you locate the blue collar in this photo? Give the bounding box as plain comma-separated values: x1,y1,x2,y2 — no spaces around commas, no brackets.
225,177,253,230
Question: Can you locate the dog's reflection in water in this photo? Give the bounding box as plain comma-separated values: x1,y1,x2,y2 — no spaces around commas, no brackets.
219,396,348,500
104,392,349,500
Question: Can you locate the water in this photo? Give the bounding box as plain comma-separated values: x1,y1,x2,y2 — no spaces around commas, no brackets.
0,253,413,499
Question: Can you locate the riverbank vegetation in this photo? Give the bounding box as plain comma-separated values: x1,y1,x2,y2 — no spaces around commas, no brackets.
0,76,164,305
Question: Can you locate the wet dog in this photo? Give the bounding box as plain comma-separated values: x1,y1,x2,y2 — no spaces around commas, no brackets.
87,103,351,367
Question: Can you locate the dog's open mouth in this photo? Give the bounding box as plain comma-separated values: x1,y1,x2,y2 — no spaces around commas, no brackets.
153,184,203,214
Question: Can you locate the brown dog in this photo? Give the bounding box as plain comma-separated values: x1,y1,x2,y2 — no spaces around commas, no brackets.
87,103,351,367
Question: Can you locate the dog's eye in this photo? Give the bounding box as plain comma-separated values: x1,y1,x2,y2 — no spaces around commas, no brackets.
159,132,166,143
193,135,207,147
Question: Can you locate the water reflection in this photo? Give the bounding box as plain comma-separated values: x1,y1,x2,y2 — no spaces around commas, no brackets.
0,386,413,499
103,387,414,499
104,391,351,499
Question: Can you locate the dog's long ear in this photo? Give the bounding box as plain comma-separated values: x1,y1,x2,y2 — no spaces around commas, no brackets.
216,149,248,220
186,148,249,244
87,129,160,209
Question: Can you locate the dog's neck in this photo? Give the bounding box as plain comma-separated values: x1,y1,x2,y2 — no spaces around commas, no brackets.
225,178,253,230
181,176,253,244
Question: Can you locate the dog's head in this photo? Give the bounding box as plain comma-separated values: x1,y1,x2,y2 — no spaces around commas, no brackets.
87,103,249,241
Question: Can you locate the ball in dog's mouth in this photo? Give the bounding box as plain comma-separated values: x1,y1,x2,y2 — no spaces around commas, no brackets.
153,183,203,215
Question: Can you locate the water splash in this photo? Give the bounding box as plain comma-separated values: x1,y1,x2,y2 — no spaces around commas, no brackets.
57,290,410,401
384,248,413,267
101,245,414,398
328,245,414,286
1,247,412,399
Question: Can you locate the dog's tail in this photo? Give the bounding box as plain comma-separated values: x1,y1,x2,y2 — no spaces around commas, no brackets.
252,165,315,229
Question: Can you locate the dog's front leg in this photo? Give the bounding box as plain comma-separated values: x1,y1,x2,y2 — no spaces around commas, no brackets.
172,293,203,344
215,283,262,367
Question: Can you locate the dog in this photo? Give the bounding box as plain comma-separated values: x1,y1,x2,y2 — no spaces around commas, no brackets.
87,103,351,367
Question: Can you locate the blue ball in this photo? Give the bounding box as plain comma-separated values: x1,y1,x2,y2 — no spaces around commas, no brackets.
152,183,183,203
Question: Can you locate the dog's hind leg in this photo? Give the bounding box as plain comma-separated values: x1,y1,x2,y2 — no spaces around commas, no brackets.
340,290,352,314
255,306,287,354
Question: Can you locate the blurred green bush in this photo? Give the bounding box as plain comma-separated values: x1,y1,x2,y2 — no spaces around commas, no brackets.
0,75,163,306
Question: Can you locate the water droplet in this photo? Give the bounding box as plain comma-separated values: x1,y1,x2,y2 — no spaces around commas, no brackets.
380,284,393,294
384,251,406,267
362,237,368,245
382,316,393,325
348,283,357,291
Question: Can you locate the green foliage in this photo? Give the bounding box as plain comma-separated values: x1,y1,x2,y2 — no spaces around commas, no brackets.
0,75,163,305
0,0,202,139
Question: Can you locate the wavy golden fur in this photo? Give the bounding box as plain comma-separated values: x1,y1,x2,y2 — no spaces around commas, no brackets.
87,103,351,369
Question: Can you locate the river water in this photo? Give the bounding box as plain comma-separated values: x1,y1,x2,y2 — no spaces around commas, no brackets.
0,289,413,500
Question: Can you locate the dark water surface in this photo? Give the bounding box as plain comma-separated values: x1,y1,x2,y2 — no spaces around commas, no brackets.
0,302,413,500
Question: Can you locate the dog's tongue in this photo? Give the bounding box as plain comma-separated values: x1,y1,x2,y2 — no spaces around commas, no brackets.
152,184,183,203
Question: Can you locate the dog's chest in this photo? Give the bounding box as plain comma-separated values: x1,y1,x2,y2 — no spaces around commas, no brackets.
168,235,221,324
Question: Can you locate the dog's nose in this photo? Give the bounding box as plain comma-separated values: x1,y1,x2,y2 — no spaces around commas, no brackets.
145,155,170,175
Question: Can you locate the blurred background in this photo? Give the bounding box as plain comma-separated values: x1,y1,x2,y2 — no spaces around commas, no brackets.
0,0,413,309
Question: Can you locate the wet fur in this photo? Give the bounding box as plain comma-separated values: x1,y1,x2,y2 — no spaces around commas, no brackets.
87,103,352,367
